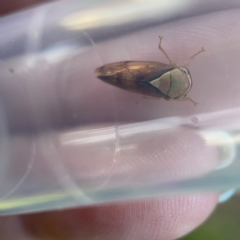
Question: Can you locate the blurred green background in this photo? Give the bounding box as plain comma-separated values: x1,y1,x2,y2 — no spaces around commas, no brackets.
180,194,240,240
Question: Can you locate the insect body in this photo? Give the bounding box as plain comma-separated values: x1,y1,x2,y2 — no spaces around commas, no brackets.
95,37,205,106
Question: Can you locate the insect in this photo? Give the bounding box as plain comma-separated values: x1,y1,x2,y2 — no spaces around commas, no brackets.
95,36,205,106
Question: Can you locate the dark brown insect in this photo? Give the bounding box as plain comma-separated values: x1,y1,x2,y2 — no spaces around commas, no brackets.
95,36,205,106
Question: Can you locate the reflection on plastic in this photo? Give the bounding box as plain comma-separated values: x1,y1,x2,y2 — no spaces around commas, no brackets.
60,0,192,30
0,107,240,215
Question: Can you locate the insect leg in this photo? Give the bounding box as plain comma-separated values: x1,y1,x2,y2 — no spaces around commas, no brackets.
178,97,198,106
158,36,173,65
179,47,205,67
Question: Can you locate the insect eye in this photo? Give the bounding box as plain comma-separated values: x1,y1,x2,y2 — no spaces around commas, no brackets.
181,68,188,74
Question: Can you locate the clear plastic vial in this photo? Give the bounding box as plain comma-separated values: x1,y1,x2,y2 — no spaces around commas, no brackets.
0,0,240,215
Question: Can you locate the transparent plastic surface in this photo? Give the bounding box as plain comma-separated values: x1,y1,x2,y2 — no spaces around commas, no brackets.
1,0,240,215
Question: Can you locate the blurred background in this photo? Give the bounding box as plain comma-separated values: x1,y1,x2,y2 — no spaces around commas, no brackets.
181,193,240,240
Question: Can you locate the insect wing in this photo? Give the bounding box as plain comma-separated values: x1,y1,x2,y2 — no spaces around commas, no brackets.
95,61,174,98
